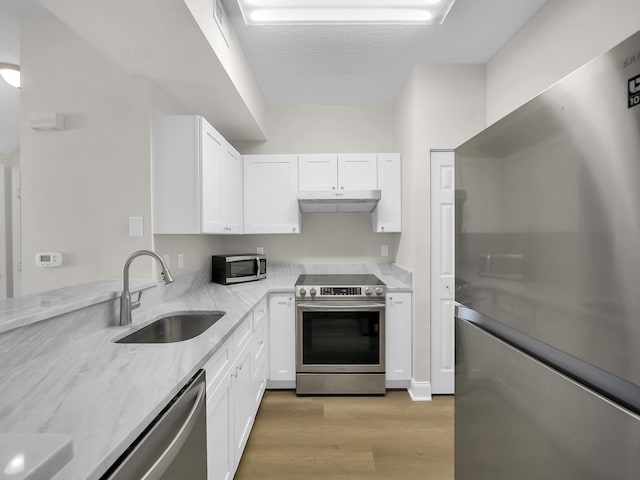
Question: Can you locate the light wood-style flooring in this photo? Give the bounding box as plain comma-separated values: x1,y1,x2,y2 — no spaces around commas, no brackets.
235,390,454,479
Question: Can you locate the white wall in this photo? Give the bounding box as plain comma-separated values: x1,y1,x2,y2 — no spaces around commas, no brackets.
236,105,395,154
20,17,222,294
230,105,399,263
395,65,486,383
0,149,19,298
487,0,640,124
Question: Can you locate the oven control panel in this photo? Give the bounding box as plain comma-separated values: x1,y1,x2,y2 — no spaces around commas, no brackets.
297,285,385,299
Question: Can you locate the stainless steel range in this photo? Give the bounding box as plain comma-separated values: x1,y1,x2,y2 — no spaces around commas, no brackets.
295,274,386,395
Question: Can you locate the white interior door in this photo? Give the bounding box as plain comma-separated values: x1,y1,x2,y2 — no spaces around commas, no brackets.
0,165,7,300
430,150,455,394
11,167,21,298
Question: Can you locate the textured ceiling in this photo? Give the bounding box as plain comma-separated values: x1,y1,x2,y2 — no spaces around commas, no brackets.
222,0,549,105
0,0,550,152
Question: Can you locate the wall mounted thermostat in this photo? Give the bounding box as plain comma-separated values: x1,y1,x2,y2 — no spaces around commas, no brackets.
35,252,63,267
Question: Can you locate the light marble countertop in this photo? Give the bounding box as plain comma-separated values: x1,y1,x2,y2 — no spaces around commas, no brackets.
0,263,410,480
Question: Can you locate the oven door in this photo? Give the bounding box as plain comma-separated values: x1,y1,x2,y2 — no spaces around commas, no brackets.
296,301,385,373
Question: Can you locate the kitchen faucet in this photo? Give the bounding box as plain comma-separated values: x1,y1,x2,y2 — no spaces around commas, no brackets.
120,249,174,326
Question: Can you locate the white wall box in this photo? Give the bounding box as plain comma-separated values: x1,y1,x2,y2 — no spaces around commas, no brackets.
152,115,243,234
267,293,296,388
298,153,377,192
243,155,300,234
386,292,412,388
373,153,402,233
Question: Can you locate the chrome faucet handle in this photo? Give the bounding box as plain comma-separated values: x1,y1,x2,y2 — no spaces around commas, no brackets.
131,290,143,310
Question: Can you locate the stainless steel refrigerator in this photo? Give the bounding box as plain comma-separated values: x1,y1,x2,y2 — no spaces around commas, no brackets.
454,31,640,479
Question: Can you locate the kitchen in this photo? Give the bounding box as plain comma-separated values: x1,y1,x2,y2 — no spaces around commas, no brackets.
1,0,639,479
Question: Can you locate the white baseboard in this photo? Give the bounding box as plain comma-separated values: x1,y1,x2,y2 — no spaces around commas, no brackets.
386,379,411,389
266,380,296,389
408,378,432,401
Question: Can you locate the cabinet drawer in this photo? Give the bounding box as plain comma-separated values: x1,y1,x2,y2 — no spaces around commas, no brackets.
232,316,253,357
253,297,268,332
252,322,267,376
251,353,267,409
203,344,231,395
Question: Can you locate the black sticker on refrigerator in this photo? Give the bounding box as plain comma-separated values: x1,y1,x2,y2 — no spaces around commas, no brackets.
629,74,640,109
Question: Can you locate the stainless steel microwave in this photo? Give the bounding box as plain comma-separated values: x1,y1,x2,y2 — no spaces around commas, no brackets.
212,254,267,285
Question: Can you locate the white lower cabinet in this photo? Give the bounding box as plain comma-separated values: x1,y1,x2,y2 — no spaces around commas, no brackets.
251,316,268,408
385,292,412,387
206,375,233,480
268,293,296,388
231,344,252,471
205,304,269,479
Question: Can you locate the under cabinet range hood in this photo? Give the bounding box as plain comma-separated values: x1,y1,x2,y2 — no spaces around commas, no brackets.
297,190,381,213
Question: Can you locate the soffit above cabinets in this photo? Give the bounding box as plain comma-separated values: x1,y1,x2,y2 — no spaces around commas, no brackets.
36,0,267,141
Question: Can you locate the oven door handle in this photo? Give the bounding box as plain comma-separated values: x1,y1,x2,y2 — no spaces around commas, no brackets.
297,303,386,310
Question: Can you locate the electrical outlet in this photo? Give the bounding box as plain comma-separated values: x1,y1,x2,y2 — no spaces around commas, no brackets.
178,253,184,269
381,245,389,257
257,247,264,255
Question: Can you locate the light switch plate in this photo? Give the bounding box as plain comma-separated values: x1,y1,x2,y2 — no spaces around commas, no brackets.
128,217,143,237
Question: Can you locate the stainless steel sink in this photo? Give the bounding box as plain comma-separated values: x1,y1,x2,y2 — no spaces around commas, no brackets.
115,312,225,344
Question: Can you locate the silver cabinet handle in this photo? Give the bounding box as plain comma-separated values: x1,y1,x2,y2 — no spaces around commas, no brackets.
140,382,205,480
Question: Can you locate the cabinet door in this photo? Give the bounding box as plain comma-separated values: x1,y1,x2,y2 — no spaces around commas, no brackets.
243,155,300,234
152,116,202,234
386,292,412,384
337,153,378,190
201,120,224,233
298,154,338,191
268,294,296,386
373,153,402,232
221,141,243,233
206,375,233,480
232,345,253,470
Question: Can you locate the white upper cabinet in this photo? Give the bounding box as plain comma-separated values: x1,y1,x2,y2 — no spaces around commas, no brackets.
221,141,243,234
298,154,338,191
152,115,241,234
372,153,402,233
243,155,300,234
338,153,378,190
298,153,378,192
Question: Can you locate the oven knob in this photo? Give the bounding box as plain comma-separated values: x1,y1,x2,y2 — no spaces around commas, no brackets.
299,288,307,296
375,287,384,296
310,288,317,296
365,287,372,295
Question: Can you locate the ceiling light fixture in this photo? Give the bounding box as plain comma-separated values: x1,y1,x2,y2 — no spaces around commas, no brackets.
0,63,21,89
237,0,456,26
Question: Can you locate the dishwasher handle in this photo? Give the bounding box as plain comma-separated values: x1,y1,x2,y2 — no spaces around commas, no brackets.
141,382,206,480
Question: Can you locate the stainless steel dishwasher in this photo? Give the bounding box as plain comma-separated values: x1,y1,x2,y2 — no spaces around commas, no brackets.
101,370,207,480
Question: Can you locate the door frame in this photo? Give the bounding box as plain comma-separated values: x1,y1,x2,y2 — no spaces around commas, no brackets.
430,150,455,394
